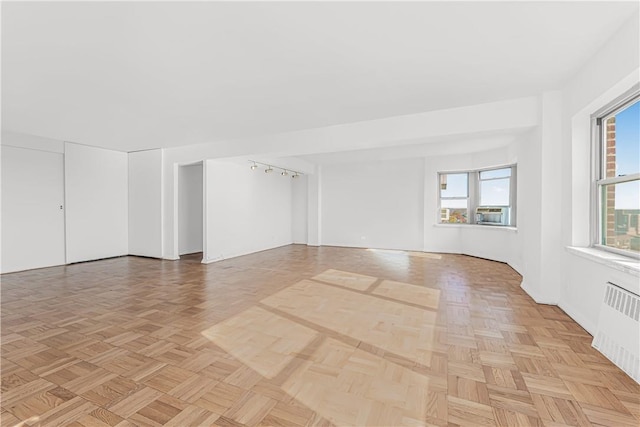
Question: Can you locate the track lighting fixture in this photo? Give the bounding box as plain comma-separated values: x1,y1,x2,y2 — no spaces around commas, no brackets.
248,160,304,179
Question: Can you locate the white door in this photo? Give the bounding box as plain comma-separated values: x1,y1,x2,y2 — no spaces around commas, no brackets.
1,146,66,273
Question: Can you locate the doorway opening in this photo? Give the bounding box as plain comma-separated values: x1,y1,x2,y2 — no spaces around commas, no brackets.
177,162,203,259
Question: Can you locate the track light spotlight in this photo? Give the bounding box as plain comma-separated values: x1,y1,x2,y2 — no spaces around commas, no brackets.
248,160,302,178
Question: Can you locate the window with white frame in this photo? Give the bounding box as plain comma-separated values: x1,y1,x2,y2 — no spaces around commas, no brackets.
439,173,469,223
439,165,516,226
479,167,511,206
594,94,639,257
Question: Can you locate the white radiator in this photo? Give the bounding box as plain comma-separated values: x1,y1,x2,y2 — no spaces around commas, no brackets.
592,282,640,383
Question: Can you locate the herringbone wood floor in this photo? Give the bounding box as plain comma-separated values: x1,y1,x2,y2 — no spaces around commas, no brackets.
1,245,638,426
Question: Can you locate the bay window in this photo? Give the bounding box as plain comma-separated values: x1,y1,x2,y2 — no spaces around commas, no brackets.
439,165,516,226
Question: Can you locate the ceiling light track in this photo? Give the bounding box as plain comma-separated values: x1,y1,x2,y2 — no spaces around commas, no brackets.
248,160,303,178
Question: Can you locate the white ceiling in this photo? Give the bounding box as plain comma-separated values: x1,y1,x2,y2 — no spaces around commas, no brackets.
300,129,530,166
2,1,637,152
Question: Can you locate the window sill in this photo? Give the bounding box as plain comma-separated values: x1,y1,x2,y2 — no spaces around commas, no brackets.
433,223,518,232
566,246,640,277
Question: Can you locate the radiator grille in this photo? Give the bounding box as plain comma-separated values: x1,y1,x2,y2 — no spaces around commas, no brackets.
603,283,640,321
592,282,640,383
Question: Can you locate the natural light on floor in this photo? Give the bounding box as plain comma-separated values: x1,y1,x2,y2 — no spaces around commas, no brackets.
201,269,442,426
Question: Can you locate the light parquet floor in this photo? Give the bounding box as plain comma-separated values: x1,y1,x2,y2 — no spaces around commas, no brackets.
1,245,638,426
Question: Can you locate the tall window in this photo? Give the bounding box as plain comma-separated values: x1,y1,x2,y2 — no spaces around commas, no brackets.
439,165,516,226
595,95,640,257
439,173,468,223
479,167,511,206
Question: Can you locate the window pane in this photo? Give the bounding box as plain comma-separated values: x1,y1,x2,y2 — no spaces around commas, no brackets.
441,199,468,209
601,180,640,254
604,99,639,178
480,167,511,180
441,208,468,223
441,199,468,223
480,177,510,206
440,173,468,198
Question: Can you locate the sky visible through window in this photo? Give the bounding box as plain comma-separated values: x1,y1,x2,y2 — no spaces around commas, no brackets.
480,178,510,206
442,170,512,207
480,168,511,206
440,173,467,198
614,101,639,209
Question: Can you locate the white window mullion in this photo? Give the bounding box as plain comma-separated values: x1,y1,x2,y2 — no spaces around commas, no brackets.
598,173,640,186
469,171,479,224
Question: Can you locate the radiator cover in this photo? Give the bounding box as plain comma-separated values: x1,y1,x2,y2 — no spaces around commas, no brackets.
592,282,640,383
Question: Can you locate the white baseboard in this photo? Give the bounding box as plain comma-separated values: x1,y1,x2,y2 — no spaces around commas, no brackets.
520,281,557,305
521,281,596,335
508,262,523,276
202,255,224,264
558,299,597,336
203,242,292,264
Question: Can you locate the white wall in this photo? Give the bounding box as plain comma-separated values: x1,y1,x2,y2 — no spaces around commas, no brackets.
321,158,425,251
178,163,203,255
292,175,308,244
129,149,163,258
205,160,292,262
65,142,128,263
307,169,322,246
514,128,543,297
563,254,639,335
537,91,565,304
564,13,640,118
556,12,640,334
310,138,537,276
1,130,64,153
160,97,537,258
423,144,528,276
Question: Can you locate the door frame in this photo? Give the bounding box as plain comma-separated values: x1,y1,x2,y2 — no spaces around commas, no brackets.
172,161,207,263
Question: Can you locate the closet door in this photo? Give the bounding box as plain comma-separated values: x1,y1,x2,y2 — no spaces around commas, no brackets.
1,146,66,273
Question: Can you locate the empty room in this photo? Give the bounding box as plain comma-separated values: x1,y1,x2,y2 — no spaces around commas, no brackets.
1,1,639,426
